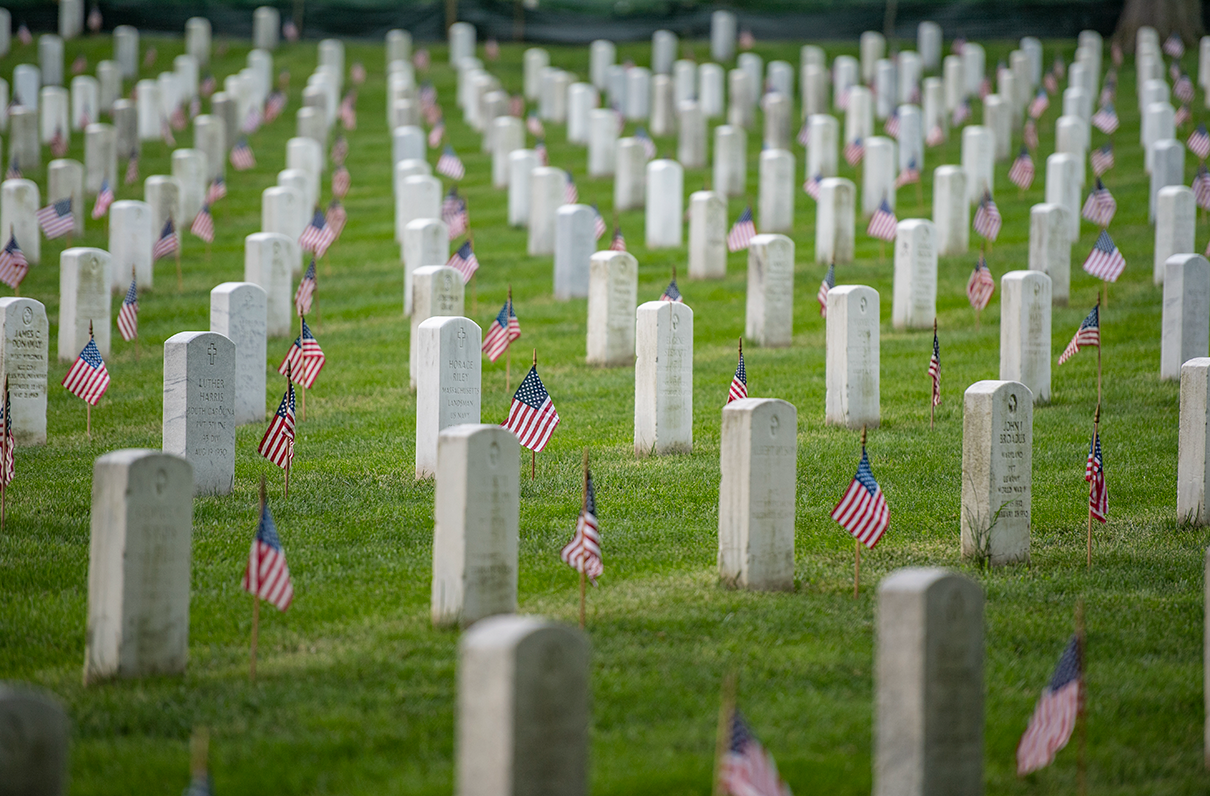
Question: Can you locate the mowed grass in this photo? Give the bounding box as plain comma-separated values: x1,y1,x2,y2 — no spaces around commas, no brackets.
0,30,1206,795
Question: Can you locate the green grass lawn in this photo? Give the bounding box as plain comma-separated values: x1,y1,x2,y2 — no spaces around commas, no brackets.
0,30,1207,795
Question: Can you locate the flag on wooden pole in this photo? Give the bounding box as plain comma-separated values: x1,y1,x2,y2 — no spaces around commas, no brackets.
503,365,560,452
482,295,521,362
117,273,139,342
242,501,294,611
1016,636,1082,775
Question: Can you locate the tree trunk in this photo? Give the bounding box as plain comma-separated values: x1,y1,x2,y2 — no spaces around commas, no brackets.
1114,0,1204,53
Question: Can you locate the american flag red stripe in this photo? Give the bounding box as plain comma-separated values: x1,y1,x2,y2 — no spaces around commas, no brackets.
447,240,479,283
0,384,13,487
720,710,791,796
242,504,295,611
1059,305,1099,365
295,259,317,316
1087,431,1107,522
726,207,755,252
1091,144,1114,176
259,382,296,470
866,199,898,242
1008,148,1035,190
1091,104,1119,135
1081,181,1116,227
817,263,835,317
973,195,1002,241
0,236,30,289
482,297,521,362
230,139,256,171
437,146,465,180
727,352,747,404
966,256,994,312
332,166,350,199
299,210,337,258
560,471,603,583
844,138,864,166
37,199,75,239
92,180,115,219
503,366,560,452
1082,230,1126,282
1017,637,1081,775
326,201,348,239
191,204,215,243
61,338,110,405
153,219,178,260
1188,125,1210,161
117,275,138,342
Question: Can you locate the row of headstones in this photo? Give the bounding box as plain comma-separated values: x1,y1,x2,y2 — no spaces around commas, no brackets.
0,564,990,796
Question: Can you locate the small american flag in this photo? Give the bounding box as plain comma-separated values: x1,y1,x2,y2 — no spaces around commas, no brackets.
804,173,823,199
282,19,299,42
240,103,262,133
61,337,110,405
485,38,500,60
509,94,524,117
1082,230,1126,282
170,104,187,131
966,254,995,311
1053,55,1066,79
796,120,809,147
636,127,657,159
6,158,22,180
1175,74,1195,104
564,174,578,205
278,319,325,388
438,143,464,180
535,139,548,166
866,197,898,242
1059,305,1100,365
72,54,87,75
340,92,358,131
831,448,890,549
726,206,755,252
614,106,626,133
331,136,348,165
1091,103,1119,135
610,224,627,251
1008,147,1035,190
1081,179,1116,227
152,218,178,260
1091,143,1114,176
1099,84,1115,108
259,380,296,471
926,125,945,147
884,108,900,138
117,274,138,342
299,209,336,259
124,153,139,184
160,118,176,146
206,178,227,204
1016,636,1082,775
844,137,864,166
414,48,430,71
482,296,521,362
200,73,217,98
230,138,256,171
326,200,348,239
719,709,790,796
263,90,287,123
191,203,215,243
560,469,603,584
592,205,607,240
242,502,294,612
87,6,102,32
1163,32,1185,58
1194,165,1210,210
91,179,115,219
738,29,755,50
442,188,469,239
428,119,446,148
1043,72,1058,94
1188,124,1210,161
895,158,920,188
351,62,367,85
928,328,941,406
1028,90,1049,120
1025,119,1040,150
332,166,350,199
1176,105,1192,128
978,76,992,100
0,235,29,289
0,382,13,487
817,262,835,317
447,240,479,283
37,198,75,239
527,112,545,138
16,24,30,46
295,258,317,316
660,274,683,303
727,349,747,404
952,100,971,126
49,128,68,158
1087,430,1107,522
503,365,560,452
973,193,1002,241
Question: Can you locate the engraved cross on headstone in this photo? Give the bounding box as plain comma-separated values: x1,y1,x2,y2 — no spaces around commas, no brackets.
207,342,217,364
457,326,467,348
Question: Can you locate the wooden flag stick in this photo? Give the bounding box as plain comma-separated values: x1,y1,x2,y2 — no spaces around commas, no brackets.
531,348,537,481
299,315,307,422
251,475,265,682
579,447,589,629
131,266,140,362
1088,404,1100,569
1076,598,1087,796
711,670,738,796
2,376,7,535
855,426,867,599
470,231,478,316
505,285,513,393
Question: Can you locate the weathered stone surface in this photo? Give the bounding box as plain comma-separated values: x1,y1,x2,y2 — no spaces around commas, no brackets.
826,285,879,428
961,380,1033,566
635,300,693,455
0,297,48,445
0,685,68,795
1162,254,1210,381
745,234,794,347
1178,358,1210,525
210,282,267,426
416,315,481,478
586,250,638,366
162,331,236,496
999,271,1051,403
58,247,110,361
688,190,726,280
244,233,297,338
891,219,936,330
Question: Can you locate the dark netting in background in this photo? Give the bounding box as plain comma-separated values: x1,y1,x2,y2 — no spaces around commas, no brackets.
0,0,1157,43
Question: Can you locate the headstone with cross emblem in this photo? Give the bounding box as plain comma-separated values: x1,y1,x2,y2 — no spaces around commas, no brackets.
416,315,480,478
635,300,693,455
826,285,880,429
162,331,235,495
432,424,520,627
0,297,49,444
718,398,798,590
410,265,464,389
85,449,193,683
58,247,111,362
999,271,1051,404
961,380,1033,566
